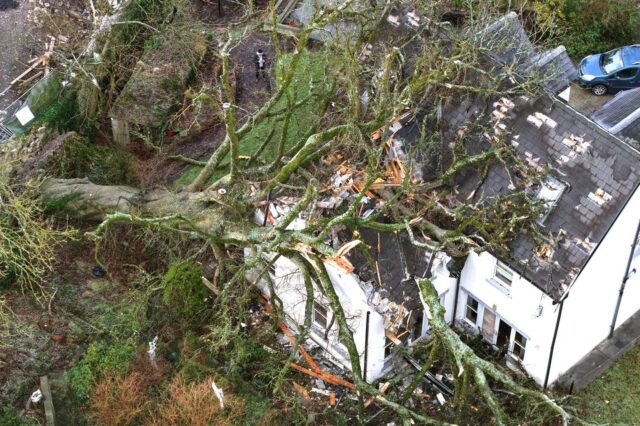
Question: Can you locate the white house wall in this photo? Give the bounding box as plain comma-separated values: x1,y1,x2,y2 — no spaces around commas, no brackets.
548,185,640,385
428,256,458,326
246,247,462,382
456,251,558,385
258,255,388,382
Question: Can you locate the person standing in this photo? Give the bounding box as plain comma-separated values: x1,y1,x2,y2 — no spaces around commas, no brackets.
254,49,267,81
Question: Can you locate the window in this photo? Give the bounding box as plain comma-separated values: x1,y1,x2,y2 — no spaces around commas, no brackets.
494,261,514,287
465,295,479,324
313,301,328,330
384,336,395,358
536,175,567,224
267,262,277,277
411,312,424,341
616,67,638,79
512,331,527,361
602,48,623,74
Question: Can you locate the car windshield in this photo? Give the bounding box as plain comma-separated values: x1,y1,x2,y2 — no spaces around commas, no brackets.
601,49,624,74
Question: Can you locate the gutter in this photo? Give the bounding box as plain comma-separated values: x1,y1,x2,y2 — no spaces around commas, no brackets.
451,273,462,321
364,311,370,382
609,218,640,338
543,297,565,390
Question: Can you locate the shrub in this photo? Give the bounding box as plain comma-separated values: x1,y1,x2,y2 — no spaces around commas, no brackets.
161,261,209,324
55,134,137,185
39,89,79,133
89,373,148,426
0,405,37,426
0,181,70,297
146,377,244,426
533,0,640,58
67,342,136,404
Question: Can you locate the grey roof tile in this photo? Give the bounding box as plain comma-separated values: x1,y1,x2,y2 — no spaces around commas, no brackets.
438,95,640,299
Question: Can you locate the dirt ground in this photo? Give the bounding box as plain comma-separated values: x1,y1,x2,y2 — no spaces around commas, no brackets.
0,0,88,118
137,30,290,187
0,0,35,116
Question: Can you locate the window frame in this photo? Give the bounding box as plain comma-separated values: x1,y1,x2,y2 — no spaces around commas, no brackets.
535,175,567,225
462,292,528,362
465,295,479,326
511,330,527,361
313,300,329,331
494,260,514,288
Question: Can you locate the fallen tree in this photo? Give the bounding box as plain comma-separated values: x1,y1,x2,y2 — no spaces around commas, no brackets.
17,0,592,423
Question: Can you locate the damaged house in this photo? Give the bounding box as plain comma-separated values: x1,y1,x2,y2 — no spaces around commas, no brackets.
249,216,457,382
441,95,640,390
250,12,640,391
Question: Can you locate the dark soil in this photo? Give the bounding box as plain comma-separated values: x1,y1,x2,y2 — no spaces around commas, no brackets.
135,30,293,187
0,0,18,11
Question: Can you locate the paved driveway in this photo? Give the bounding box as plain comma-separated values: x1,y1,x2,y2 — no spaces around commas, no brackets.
559,83,613,117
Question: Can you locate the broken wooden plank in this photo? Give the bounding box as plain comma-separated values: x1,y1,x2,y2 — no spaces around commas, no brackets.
385,330,401,345
364,381,390,407
10,61,42,86
279,322,322,373
329,391,336,406
40,376,55,426
18,71,44,87
293,381,310,399
288,362,356,390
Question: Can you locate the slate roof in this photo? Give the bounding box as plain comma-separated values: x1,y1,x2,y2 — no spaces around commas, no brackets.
453,97,640,298
474,12,577,94
591,87,640,144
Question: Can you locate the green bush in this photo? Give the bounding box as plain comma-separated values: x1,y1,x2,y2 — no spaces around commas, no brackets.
66,342,136,404
161,260,209,324
55,134,137,185
40,89,79,133
0,406,37,426
534,0,640,58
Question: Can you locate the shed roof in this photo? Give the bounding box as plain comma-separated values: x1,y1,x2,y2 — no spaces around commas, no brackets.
591,87,640,144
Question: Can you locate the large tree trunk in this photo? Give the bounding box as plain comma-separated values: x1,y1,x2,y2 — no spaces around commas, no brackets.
39,178,255,241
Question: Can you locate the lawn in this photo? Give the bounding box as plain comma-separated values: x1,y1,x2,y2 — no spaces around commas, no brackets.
176,50,331,186
572,342,640,425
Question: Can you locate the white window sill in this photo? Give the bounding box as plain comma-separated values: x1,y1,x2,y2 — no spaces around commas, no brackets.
462,318,479,333
505,355,525,372
486,278,512,296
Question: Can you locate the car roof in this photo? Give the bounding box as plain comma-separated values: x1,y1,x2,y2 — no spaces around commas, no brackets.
622,45,640,66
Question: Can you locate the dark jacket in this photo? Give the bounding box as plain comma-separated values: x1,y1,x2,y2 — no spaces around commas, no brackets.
254,52,267,69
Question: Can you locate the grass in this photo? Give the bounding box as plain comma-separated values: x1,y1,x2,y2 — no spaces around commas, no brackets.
175,50,331,186
572,342,640,424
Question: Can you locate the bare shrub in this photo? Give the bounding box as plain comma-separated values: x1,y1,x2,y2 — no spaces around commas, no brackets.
89,372,148,426
146,377,244,426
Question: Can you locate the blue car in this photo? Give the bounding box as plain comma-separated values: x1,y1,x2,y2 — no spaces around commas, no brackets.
577,45,640,96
